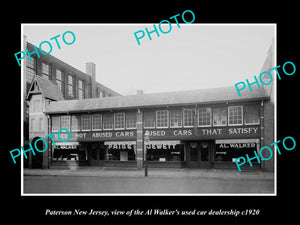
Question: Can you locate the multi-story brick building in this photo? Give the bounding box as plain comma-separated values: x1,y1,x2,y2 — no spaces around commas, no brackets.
23,36,121,167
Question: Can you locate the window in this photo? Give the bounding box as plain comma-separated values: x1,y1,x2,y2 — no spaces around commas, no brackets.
85,84,91,98
198,108,212,127
81,115,91,131
126,112,137,129
38,117,43,130
156,110,169,128
31,118,36,131
114,113,125,130
213,107,227,126
26,57,36,82
42,62,51,80
60,115,70,130
52,116,60,132
71,115,81,131
78,79,84,99
56,69,64,92
228,106,243,125
144,111,155,128
183,109,194,127
92,114,102,130
103,114,113,130
170,110,182,128
244,105,260,125
68,75,74,97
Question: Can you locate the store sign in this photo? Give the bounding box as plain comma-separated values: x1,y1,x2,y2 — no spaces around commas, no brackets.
52,126,259,142
52,130,136,142
145,126,260,140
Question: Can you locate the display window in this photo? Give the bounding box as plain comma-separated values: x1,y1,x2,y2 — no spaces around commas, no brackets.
146,143,184,162
215,139,259,162
52,143,87,161
105,144,136,161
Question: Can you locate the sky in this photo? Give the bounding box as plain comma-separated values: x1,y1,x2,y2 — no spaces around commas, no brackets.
23,24,275,95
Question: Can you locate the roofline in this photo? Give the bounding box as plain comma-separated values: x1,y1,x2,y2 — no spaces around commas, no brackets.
45,96,269,115
26,41,122,96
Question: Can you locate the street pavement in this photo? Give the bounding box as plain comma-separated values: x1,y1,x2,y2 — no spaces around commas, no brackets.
23,167,274,194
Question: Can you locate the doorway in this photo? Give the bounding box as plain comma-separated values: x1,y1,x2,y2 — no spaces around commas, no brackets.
187,141,213,168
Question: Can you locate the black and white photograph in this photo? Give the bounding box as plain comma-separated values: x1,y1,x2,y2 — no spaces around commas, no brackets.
21,23,275,195
4,5,298,224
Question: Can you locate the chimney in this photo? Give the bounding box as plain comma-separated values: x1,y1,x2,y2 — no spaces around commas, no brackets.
86,62,96,98
86,62,96,80
137,89,143,95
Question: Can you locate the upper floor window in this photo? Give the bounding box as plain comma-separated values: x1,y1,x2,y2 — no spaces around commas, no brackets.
144,111,155,128
56,69,64,92
68,75,74,97
26,57,36,82
126,112,137,129
92,114,102,130
114,113,125,130
71,115,81,131
198,108,212,127
183,109,194,127
42,62,51,80
170,110,182,128
228,106,243,126
244,105,260,125
52,116,60,132
78,79,84,99
213,107,227,126
81,115,91,131
60,115,70,130
156,110,169,128
103,114,113,130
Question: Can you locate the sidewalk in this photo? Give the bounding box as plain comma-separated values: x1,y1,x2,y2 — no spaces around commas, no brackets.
23,167,274,180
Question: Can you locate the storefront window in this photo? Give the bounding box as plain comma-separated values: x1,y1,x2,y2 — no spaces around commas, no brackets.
144,111,155,128
103,114,113,130
213,107,227,126
170,110,182,128
81,115,91,131
105,144,135,161
156,110,169,128
244,105,260,125
198,108,212,127
126,112,137,129
114,113,125,130
146,144,184,162
52,145,86,161
228,106,243,125
183,109,194,127
71,115,80,131
92,114,102,130
215,140,258,162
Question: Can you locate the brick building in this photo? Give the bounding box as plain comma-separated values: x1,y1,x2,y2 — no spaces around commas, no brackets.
23,36,121,167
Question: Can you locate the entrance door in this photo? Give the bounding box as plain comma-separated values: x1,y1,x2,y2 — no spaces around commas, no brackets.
188,141,212,168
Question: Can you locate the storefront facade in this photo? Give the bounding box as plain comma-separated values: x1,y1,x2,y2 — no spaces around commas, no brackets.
26,73,273,171
46,101,264,171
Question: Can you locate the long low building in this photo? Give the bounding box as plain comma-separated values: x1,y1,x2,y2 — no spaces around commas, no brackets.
26,75,274,172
